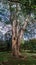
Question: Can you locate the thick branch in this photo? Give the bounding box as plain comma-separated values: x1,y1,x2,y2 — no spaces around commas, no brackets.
17,16,29,47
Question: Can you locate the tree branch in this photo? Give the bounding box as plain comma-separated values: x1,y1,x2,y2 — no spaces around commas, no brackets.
17,15,29,45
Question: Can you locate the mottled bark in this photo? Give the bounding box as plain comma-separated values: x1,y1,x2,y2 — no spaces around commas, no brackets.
12,18,28,57
9,2,29,57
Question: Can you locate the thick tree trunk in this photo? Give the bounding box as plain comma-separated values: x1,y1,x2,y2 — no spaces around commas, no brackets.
12,21,28,57
12,29,24,57
12,37,22,57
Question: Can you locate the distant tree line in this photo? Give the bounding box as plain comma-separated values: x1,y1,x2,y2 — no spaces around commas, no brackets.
0,38,36,52
21,39,36,52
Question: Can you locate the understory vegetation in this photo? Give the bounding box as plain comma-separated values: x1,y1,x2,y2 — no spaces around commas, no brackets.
0,39,36,53
21,39,36,52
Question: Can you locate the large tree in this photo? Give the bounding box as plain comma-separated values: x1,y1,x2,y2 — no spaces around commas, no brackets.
9,0,36,57
0,0,36,56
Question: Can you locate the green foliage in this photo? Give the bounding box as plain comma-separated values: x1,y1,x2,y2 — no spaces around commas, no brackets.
0,40,7,51
0,38,12,51
21,39,24,44
21,39,36,51
19,0,36,15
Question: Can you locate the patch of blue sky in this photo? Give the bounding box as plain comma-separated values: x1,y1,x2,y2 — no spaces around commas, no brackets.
0,14,10,22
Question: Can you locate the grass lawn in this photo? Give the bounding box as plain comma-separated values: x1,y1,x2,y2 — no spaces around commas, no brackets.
0,51,36,65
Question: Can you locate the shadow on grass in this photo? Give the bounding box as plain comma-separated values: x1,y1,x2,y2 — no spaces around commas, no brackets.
0,51,36,65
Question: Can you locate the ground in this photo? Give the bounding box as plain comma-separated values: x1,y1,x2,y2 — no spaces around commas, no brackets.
0,51,36,65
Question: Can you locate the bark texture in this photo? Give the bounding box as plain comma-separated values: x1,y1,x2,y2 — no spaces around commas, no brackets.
9,2,29,57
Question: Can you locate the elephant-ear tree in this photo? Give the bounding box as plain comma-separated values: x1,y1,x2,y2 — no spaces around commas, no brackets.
9,0,36,57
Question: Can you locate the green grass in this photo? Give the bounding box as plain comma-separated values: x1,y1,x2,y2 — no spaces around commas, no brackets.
0,51,36,65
